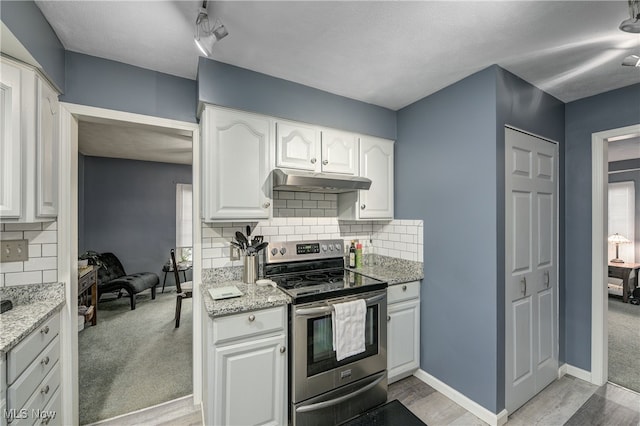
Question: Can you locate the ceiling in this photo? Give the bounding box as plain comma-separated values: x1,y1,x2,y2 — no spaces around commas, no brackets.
33,1,640,165
608,136,640,163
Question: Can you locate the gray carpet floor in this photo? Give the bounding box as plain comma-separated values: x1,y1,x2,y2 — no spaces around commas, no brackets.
608,296,640,393
78,290,193,425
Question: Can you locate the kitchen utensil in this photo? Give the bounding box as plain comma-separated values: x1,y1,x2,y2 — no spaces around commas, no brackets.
252,235,263,245
235,231,248,249
253,242,269,253
246,225,252,239
230,240,244,251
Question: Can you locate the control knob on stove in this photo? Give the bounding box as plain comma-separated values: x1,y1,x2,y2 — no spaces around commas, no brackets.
322,244,328,252
280,247,287,255
271,248,278,256
334,243,342,252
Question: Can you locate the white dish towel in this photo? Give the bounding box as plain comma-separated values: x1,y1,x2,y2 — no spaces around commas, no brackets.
332,299,367,361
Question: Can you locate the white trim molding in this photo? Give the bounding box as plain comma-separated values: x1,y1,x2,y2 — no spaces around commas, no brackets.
558,363,593,383
413,369,508,426
57,102,201,423
591,123,640,387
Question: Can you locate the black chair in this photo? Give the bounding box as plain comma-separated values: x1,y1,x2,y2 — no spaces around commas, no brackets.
92,252,159,310
171,249,193,328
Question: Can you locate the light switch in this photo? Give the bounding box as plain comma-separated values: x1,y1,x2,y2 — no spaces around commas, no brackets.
1,239,29,262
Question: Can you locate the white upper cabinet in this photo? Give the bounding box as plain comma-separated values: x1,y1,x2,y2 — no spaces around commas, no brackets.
0,57,59,223
275,120,320,171
338,136,394,220
275,122,357,175
36,77,59,218
0,59,23,219
320,129,358,175
201,105,272,221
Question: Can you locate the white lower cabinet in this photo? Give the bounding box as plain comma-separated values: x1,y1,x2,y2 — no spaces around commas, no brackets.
205,306,287,426
3,312,61,426
387,281,420,383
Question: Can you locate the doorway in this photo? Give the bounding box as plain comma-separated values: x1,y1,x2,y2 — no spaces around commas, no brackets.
56,104,202,424
591,124,640,389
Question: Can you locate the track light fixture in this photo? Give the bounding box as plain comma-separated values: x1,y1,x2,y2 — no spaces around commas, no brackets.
195,0,228,57
619,0,640,33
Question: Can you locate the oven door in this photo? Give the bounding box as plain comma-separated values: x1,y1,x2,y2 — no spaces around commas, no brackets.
291,290,387,404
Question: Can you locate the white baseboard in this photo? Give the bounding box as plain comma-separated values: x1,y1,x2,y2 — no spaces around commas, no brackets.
558,363,592,383
413,369,508,426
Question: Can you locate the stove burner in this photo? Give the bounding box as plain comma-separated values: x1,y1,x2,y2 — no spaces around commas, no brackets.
306,273,330,281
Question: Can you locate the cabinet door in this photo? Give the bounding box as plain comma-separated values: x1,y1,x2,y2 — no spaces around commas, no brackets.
36,78,59,218
213,334,286,426
275,121,320,171
201,107,272,220
0,60,22,218
359,136,394,219
387,299,420,383
321,129,357,175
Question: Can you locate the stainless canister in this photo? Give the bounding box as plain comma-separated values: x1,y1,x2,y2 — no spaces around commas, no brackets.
243,254,259,284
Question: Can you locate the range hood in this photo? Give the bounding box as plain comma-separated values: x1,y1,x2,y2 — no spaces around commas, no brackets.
272,169,371,193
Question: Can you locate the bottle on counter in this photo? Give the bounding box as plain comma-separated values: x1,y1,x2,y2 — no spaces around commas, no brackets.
366,237,375,266
355,243,363,268
349,240,356,268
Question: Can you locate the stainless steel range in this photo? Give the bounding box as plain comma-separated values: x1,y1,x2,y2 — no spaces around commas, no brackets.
264,239,388,426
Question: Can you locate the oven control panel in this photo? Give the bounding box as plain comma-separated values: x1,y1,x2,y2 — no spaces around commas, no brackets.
265,239,344,264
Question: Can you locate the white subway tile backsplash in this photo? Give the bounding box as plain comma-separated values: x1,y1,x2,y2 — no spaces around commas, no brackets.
42,270,57,283
310,193,325,201
23,230,56,244
1,262,24,273
24,256,57,271
29,244,42,258
4,222,43,231
5,271,43,286
294,192,310,200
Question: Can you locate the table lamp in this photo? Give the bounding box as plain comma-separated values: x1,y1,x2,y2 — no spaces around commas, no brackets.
608,233,631,263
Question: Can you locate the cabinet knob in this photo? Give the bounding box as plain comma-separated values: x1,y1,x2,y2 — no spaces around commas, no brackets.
360,204,366,210
41,326,50,334
387,315,391,322
322,159,328,165
280,346,286,353
248,314,255,322
402,285,407,291
521,277,527,295
263,202,271,208
41,356,50,366
41,385,50,395
310,158,317,164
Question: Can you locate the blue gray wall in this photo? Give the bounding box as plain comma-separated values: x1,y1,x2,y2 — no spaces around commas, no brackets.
63,52,197,123
396,66,499,411
395,65,565,413
609,161,640,263
0,0,65,91
197,58,396,139
81,156,192,283
564,83,640,371
495,67,565,409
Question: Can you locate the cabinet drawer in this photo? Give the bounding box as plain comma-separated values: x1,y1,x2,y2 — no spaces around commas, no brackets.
9,382,62,426
387,281,420,304
78,271,95,293
213,306,286,345
7,313,59,385
7,338,60,412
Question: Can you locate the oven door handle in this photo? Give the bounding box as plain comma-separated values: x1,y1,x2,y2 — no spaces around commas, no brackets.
295,371,386,413
295,293,386,316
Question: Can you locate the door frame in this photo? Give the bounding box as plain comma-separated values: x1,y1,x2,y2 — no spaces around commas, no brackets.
57,103,201,424
590,123,640,386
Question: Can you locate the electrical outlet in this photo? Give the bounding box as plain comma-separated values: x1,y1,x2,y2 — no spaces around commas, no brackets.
230,246,241,261
1,239,29,262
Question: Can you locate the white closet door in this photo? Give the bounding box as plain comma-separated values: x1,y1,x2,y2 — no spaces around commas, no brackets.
505,127,558,414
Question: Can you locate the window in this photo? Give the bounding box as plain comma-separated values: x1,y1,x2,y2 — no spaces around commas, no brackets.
176,183,192,261
608,181,635,263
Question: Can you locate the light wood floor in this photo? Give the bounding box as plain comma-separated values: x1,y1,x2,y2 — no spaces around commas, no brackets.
88,374,640,425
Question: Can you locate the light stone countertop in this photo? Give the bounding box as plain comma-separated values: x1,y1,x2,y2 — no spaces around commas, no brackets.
201,266,291,318
347,255,424,285
0,282,65,355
